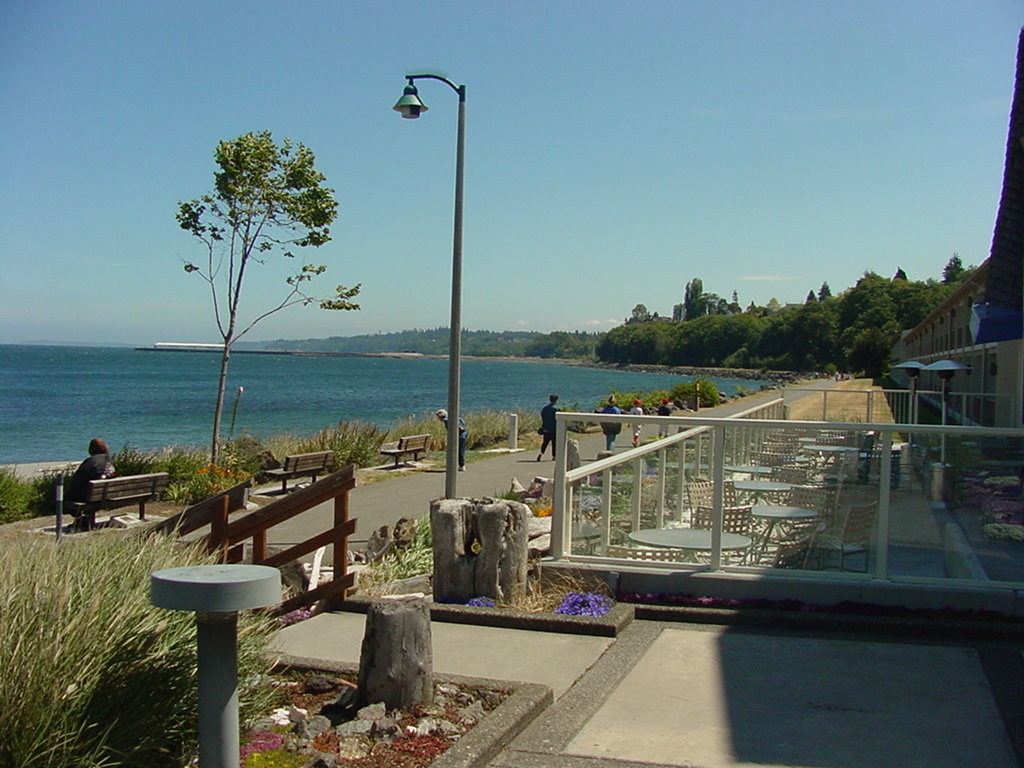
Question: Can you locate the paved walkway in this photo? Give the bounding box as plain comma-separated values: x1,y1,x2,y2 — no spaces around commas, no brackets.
275,611,1021,768
264,387,796,550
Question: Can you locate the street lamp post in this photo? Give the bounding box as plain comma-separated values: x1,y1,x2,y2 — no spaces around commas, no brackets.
394,73,466,499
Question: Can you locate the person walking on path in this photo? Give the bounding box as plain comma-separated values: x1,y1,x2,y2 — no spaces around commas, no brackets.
435,409,468,471
599,396,623,451
537,394,560,461
629,399,645,447
657,397,674,437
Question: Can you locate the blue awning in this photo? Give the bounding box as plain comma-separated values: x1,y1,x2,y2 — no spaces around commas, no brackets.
970,303,1023,344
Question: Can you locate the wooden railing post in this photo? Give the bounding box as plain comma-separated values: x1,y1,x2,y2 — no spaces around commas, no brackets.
210,495,230,563
328,486,351,609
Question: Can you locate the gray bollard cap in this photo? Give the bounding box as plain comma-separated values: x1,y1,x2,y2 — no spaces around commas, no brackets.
151,564,281,613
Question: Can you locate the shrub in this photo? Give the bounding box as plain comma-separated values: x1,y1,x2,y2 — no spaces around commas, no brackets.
0,468,61,524
0,535,278,768
296,420,386,469
670,378,721,408
0,466,33,524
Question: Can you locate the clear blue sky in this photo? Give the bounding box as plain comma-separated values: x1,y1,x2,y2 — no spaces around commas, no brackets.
1,1,1020,345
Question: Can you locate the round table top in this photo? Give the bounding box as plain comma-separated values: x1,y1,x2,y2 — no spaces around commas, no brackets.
802,444,857,453
750,504,818,520
725,465,773,476
627,528,752,551
733,479,794,493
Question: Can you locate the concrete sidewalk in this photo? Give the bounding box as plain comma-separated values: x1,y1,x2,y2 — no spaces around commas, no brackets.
274,611,1021,768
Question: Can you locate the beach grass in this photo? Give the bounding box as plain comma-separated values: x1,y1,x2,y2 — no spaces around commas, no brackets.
0,534,277,768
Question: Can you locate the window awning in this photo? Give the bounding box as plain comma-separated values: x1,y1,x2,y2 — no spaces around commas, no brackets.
970,302,1023,344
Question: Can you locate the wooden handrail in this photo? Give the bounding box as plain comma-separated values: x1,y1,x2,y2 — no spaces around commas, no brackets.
194,465,359,615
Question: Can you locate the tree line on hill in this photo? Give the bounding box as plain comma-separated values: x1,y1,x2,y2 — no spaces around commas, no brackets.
597,255,973,377
252,255,973,377
252,328,601,358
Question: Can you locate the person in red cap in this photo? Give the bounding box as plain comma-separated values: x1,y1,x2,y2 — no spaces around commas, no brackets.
629,399,645,447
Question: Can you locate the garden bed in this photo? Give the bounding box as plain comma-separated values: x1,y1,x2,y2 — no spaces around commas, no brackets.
339,594,633,637
262,657,551,768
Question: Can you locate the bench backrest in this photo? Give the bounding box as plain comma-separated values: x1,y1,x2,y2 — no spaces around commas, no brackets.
86,473,169,503
398,434,431,452
282,451,333,473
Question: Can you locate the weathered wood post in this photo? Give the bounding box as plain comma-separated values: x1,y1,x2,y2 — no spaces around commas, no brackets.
357,594,433,710
431,497,529,604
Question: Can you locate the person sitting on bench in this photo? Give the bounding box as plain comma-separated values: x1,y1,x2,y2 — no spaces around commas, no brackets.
64,438,116,520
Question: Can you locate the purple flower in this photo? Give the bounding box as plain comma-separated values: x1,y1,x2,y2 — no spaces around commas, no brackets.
278,608,314,627
556,591,613,617
466,596,496,608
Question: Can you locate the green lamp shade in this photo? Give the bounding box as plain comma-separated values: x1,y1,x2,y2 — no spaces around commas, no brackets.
394,84,428,119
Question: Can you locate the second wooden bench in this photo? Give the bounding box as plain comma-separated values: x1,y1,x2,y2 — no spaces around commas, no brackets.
264,451,333,492
379,434,432,468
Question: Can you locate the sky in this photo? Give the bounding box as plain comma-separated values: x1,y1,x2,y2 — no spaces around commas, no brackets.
1,1,1021,346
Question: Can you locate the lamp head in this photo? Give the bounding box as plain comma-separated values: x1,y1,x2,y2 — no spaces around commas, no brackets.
922,359,971,381
893,360,926,379
393,83,428,119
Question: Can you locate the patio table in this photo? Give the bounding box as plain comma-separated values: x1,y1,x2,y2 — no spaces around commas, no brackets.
724,465,773,477
733,479,793,503
750,504,818,560
627,528,752,552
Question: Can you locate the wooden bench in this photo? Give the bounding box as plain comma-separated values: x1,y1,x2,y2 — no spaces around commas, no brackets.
264,451,333,492
69,472,169,531
379,434,432,468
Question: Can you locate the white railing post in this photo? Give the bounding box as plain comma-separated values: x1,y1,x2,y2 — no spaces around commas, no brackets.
508,412,518,450
676,441,687,520
656,447,667,528
710,425,726,571
822,391,829,421
875,432,892,580
601,469,612,553
631,457,643,530
867,390,874,422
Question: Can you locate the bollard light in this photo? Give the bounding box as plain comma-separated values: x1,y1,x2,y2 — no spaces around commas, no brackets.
151,564,281,768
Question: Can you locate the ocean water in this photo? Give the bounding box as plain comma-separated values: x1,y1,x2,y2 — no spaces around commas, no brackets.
0,345,761,464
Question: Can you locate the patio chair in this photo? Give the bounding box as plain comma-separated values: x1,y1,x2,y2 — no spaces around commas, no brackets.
771,537,812,570
771,466,811,485
810,500,877,572
606,545,685,563
692,504,753,535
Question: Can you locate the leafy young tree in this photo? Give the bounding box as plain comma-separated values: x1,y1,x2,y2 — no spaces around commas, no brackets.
628,303,652,323
178,131,361,461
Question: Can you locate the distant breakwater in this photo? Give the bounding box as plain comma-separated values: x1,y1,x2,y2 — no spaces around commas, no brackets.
580,362,805,386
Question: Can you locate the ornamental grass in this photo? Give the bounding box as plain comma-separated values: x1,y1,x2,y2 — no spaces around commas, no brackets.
0,534,278,768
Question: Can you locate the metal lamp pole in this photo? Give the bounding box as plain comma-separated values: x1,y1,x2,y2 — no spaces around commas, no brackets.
394,73,466,498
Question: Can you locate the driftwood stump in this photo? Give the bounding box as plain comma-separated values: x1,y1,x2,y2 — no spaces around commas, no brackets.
357,594,433,710
431,497,529,604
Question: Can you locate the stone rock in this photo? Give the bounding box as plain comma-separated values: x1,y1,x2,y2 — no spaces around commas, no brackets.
567,439,581,471
365,525,393,563
437,718,465,737
296,715,332,740
336,719,374,738
542,478,555,499
458,700,486,724
527,516,552,539
304,752,339,768
509,477,526,495
411,717,441,736
258,449,281,471
528,534,551,558
356,701,387,721
393,517,417,548
335,736,373,759
303,675,338,695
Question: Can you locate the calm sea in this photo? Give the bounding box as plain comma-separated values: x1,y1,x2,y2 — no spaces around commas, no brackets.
0,345,760,464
